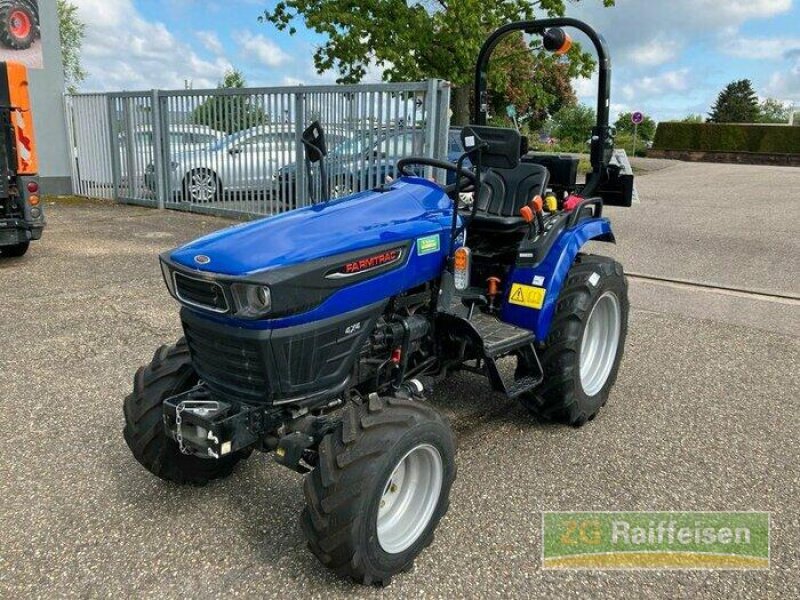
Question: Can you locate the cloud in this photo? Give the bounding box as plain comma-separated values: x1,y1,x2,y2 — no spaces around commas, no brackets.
719,35,800,60
566,0,796,120
72,0,233,91
629,38,682,66
196,31,224,56
238,31,291,68
765,55,800,100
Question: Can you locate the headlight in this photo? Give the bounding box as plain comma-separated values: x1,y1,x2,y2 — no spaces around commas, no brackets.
231,282,272,319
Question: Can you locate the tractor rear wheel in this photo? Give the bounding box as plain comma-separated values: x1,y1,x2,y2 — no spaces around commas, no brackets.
301,396,456,586
123,339,247,485
519,255,628,426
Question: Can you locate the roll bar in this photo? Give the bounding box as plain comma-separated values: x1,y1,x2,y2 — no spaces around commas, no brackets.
474,18,614,197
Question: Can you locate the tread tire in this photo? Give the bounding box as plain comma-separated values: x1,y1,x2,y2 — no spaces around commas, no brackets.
123,338,245,485
0,2,37,50
520,254,629,426
301,396,456,586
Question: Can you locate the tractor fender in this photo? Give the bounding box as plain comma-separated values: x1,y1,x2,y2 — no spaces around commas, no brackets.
500,218,616,340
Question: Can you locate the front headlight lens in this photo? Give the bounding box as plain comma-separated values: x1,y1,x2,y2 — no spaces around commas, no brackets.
231,283,272,319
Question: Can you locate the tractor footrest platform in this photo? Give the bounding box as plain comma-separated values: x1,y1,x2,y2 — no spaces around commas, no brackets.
468,312,537,359
446,310,544,398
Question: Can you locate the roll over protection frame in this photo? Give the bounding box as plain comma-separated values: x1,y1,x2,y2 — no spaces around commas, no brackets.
473,18,613,198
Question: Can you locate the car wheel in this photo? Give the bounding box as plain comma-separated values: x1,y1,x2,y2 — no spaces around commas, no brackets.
183,169,221,204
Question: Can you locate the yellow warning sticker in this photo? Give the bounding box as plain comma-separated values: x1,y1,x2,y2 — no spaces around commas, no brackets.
509,283,546,310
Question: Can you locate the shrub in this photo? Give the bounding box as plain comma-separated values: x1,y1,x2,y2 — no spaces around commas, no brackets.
653,123,800,154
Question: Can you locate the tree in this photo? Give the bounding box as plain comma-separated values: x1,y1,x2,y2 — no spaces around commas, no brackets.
614,112,656,141
260,0,615,125
679,114,705,123
551,104,595,144
708,80,759,124
57,0,86,94
757,98,791,124
191,69,270,134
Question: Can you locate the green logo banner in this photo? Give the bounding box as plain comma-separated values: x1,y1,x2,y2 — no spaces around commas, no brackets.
543,512,770,570
416,235,441,256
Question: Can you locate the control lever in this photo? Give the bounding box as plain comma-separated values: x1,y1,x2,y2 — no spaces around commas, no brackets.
529,195,546,234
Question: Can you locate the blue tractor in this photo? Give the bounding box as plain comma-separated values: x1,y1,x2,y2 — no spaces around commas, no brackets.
124,19,632,585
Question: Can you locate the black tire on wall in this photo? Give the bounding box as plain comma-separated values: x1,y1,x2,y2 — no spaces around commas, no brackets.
0,2,37,50
302,396,456,586
123,339,246,485
519,255,629,426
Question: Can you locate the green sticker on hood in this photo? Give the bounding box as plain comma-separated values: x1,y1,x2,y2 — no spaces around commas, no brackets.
417,235,441,256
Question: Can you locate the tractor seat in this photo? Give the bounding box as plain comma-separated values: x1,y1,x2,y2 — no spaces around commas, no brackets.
466,163,550,232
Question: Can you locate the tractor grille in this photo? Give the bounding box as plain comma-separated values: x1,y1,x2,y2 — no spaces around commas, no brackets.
182,318,274,404
174,271,229,313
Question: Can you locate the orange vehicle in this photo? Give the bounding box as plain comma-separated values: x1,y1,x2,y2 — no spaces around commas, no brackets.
0,60,41,257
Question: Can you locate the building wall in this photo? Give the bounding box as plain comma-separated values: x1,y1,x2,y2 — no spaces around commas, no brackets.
27,0,72,195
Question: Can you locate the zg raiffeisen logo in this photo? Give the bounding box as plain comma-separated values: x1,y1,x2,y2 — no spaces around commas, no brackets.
542,512,770,570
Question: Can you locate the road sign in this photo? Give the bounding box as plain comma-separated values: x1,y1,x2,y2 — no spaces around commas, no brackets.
631,111,644,125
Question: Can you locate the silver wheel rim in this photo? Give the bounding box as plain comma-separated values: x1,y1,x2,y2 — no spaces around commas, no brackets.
189,171,217,203
377,443,443,554
579,291,622,397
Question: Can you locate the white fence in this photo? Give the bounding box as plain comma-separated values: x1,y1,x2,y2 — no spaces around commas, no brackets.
65,81,452,218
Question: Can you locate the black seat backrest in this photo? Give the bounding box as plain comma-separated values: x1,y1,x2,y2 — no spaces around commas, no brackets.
476,163,550,218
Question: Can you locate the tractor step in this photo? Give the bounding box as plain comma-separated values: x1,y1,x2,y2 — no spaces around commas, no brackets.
468,311,536,359
440,307,544,398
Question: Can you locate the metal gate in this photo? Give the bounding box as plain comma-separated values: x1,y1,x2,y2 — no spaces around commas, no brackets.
64,94,114,200
67,81,451,218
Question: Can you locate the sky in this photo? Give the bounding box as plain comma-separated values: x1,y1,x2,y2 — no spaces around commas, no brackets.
71,0,800,123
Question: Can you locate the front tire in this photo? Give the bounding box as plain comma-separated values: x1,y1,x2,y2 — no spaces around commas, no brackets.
1,241,29,257
520,255,629,426
302,396,456,586
123,339,246,485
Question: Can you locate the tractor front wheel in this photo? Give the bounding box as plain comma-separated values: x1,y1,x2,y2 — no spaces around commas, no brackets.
301,396,456,586
519,255,629,426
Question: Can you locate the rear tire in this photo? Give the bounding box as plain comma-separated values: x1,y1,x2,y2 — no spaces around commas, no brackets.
519,255,628,426
123,339,246,485
0,2,36,50
301,396,456,586
1,241,29,257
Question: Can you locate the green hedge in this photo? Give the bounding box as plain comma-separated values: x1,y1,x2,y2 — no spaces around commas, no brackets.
653,123,800,154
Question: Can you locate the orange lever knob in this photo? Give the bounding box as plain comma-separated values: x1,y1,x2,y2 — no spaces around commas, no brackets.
520,205,534,223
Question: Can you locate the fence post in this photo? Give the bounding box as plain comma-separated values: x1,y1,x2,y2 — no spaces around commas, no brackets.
150,90,166,209
294,92,308,207
63,95,79,196
434,80,452,185
423,79,438,180
106,95,121,202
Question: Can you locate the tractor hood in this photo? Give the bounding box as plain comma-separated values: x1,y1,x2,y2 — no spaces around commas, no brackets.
167,177,453,277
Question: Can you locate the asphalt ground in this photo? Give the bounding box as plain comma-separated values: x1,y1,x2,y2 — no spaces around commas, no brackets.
1,162,798,599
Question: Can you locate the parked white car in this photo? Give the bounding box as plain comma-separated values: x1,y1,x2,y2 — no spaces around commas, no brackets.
164,125,348,203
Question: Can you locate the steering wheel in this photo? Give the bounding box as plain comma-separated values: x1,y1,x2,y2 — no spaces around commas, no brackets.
396,157,478,197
